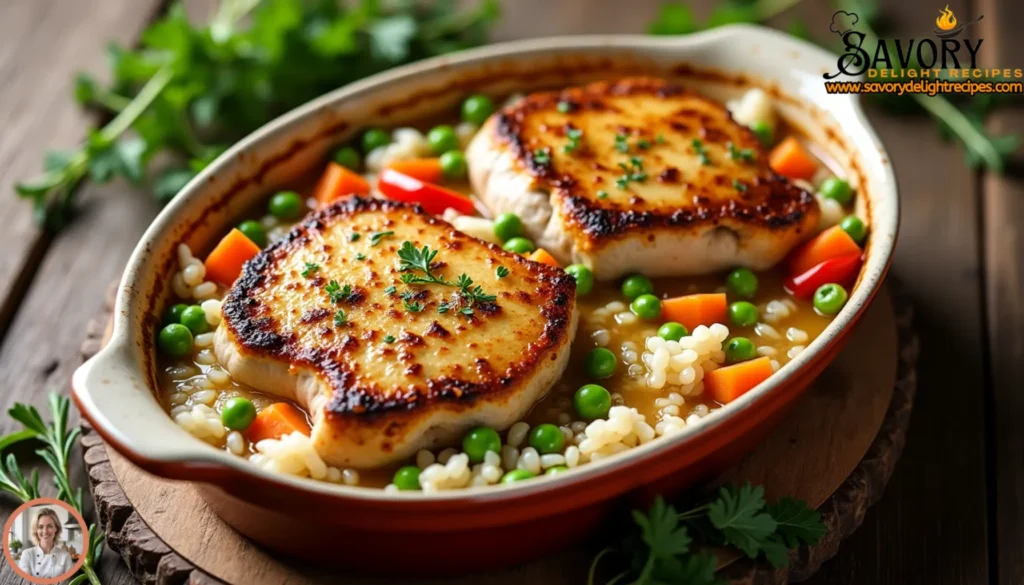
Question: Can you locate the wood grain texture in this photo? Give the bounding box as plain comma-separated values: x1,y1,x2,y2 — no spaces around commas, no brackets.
803,1,992,584
0,0,164,337
78,286,915,585
975,0,1024,583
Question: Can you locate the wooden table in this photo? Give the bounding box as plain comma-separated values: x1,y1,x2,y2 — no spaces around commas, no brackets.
0,1,1019,584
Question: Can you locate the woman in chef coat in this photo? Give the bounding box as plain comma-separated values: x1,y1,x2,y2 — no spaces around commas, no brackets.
16,508,74,579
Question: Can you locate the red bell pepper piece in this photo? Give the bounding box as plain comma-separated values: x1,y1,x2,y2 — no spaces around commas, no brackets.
377,169,476,215
783,253,862,299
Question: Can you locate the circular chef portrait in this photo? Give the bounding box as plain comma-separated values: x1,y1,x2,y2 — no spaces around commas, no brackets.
2,498,88,584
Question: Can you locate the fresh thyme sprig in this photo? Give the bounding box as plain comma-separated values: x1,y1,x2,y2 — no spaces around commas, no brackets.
1,394,105,585
396,241,496,312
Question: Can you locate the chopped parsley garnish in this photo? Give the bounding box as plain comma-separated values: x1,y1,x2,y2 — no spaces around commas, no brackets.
614,133,629,153
727,142,756,163
325,280,353,304
301,262,320,278
383,334,396,344
691,138,712,166
597,190,609,199
562,127,583,154
656,134,666,144
556,100,572,114
496,266,510,278
532,148,551,166
637,138,651,150
355,252,366,261
370,230,394,246
404,300,424,312
438,301,451,313
396,241,497,311
349,233,361,242
615,156,647,190
384,285,397,296
733,179,748,192
333,309,347,326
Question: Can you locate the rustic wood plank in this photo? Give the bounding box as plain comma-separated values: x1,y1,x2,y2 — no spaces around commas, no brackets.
0,0,164,338
975,0,1024,584
803,0,991,583
0,2,166,582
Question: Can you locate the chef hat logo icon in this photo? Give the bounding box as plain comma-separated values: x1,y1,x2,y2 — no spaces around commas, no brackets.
830,11,860,35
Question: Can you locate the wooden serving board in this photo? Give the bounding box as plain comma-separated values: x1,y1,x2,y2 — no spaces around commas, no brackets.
79,283,917,585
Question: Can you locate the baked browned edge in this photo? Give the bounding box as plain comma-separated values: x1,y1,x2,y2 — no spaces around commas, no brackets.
221,196,576,420
492,77,817,243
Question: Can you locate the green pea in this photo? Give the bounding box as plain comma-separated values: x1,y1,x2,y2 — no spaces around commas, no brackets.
493,212,523,242
362,128,391,153
502,237,535,254
584,347,617,380
427,125,459,155
393,466,422,491
179,305,209,335
814,283,849,315
726,268,758,298
819,177,853,205
439,150,467,179
529,423,565,454
462,94,495,126
564,264,594,296
268,191,303,220
728,301,759,327
545,465,570,476
501,469,536,484
237,220,267,248
749,120,774,147
621,274,654,299
840,215,867,244
574,384,611,420
630,294,661,320
333,146,361,170
158,324,193,357
163,303,189,325
462,426,502,463
724,337,757,363
220,397,256,431
657,322,689,342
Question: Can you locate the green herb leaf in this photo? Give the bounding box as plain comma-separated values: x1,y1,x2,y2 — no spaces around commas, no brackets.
385,285,397,296
648,3,697,35
383,334,396,343
496,266,509,278
350,233,362,242
766,497,825,548
333,309,347,326
371,230,395,246
707,483,778,559
301,262,320,278
533,148,551,165
404,300,425,313
355,252,367,261
152,168,195,202
633,497,692,560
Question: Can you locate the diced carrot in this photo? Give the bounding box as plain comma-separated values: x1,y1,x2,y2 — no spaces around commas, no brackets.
787,225,862,276
660,293,728,332
245,403,311,443
204,228,261,286
528,248,560,268
705,357,774,404
314,162,370,207
768,137,818,181
385,158,443,184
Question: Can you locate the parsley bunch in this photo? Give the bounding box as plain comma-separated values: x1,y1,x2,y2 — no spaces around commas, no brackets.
590,483,825,585
0,395,105,585
16,0,499,231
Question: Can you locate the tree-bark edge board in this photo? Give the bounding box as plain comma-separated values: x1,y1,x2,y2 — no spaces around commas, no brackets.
78,284,917,585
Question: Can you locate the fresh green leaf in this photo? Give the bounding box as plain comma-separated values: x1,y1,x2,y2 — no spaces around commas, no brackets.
766,496,825,547
760,533,792,568
0,429,37,453
152,168,195,202
707,482,778,559
74,73,99,105
633,497,692,560
370,15,419,62
648,3,696,35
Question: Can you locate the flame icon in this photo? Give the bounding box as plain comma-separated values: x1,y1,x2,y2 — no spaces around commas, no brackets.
936,5,958,30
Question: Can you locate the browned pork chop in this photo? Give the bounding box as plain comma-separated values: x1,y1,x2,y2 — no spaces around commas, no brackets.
466,77,820,279
214,197,578,468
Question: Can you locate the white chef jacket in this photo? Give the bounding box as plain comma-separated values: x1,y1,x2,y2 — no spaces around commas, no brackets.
16,545,74,579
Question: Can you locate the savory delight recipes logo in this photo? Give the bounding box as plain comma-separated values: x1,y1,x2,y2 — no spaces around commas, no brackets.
823,7,1022,96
